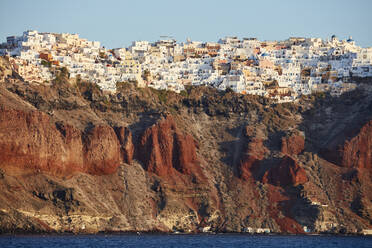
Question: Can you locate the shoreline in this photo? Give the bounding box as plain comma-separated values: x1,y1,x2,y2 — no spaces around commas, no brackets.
1,230,371,237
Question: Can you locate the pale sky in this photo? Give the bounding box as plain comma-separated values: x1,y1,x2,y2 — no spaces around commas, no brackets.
1,0,371,48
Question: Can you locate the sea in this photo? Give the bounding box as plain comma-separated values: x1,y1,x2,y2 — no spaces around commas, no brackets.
0,234,371,248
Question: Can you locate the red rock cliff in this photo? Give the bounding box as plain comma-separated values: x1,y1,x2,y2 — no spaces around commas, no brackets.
281,133,305,156
0,108,121,176
339,121,372,170
82,125,121,175
262,156,308,186
136,115,203,179
239,126,268,181
323,120,372,170
114,126,134,164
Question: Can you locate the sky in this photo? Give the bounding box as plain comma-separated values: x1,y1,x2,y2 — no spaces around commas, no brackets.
1,0,371,48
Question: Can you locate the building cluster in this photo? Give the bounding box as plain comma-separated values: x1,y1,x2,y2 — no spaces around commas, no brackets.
243,227,271,234
1,30,372,102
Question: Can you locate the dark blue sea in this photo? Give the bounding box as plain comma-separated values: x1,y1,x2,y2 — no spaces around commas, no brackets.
0,234,371,248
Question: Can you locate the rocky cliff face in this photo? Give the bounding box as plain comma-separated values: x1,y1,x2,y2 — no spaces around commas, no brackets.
239,127,268,181
114,126,134,164
331,120,372,170
82,125,121,175
0,108,121,176
0,57,372,234
281,133,305,156
136,115,203,179
262,156,308,187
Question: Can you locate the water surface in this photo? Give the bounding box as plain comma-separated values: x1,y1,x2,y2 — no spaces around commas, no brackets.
0,234,371,248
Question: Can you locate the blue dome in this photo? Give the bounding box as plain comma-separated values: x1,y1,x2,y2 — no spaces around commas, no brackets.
347,36,354,42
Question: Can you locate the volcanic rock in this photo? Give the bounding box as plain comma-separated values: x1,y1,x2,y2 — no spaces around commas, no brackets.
322,120,372,170
281,133,305,156
136,115,203,179
0,108,121,176
114,126,134,164
262,156,308,186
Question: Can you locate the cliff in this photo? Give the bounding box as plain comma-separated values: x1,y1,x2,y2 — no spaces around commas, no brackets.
323,120,372,170
281,132,305,156
262,156,308,187
0,109,121,176
0,57,372,234
136,115,202,179
239,126,268,181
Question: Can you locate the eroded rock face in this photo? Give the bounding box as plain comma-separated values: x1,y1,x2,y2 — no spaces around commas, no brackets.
262,156,308,187
0,108,121,176
239,138,267,181
239,126,268,181
114,126,134,164
339,121,372,170
281,133,305,156
322,120,372,170
136,115,203,179
83,125,121,175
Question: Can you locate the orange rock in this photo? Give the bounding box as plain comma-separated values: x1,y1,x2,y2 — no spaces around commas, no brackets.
0,109,121,176
136,115,203,179
239,137,268,181
266,185,305,234
281,133,305,156
323,120,372,170
262,156,308,186
114,126,134,164
340,121,372,170
83,125,121,175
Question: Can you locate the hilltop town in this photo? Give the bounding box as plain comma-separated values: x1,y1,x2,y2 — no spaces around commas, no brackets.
1,30,372,102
